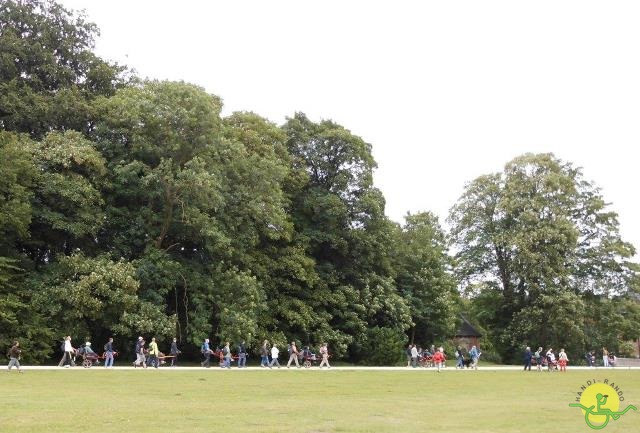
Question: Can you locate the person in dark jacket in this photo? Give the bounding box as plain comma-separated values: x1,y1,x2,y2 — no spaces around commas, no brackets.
260,340,270,368
7,341,23,373
170,337,181,367
523,346,532,371
133,337,146,369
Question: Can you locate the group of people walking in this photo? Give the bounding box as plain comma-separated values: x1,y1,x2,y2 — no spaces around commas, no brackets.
523,346,618,372
52,335,181,369
585,347,618,367
227,339,331,369
6,337,627,372
198,339,332,369
405,344,481,371
523,347,569,372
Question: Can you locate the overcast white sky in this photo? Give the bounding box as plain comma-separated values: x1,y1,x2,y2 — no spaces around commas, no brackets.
61,0,640,256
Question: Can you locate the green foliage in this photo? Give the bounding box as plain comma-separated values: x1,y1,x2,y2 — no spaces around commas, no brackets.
355,326,407,366
33,254,175,340
395,212,458,343
0,132,36,244
449,153,637,361
0,0,126,138
283,113,413,362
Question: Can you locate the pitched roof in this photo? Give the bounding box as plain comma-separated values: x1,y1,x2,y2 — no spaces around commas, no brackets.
455,316,482,337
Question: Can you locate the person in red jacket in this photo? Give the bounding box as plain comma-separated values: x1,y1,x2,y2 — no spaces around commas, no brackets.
432,347,446,372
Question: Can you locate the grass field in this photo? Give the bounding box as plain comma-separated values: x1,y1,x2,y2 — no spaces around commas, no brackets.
1,369,639,433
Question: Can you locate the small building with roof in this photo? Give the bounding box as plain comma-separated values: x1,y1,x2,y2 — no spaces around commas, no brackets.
454,316,482,350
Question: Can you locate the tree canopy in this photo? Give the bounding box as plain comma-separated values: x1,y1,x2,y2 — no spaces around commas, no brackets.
449,153,638,361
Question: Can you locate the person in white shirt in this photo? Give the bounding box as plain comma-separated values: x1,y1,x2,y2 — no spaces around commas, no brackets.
58,336,76,368
410,345,419,368
546,348,557,371
269,344,281,368
558,348,569,372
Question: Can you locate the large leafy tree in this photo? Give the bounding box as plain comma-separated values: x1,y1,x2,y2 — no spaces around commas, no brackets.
283,113,411,360
92,83,297,351
0,0,126,138
449,153,637,360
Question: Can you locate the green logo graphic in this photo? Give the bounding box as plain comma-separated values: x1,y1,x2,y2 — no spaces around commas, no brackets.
569,381,637,429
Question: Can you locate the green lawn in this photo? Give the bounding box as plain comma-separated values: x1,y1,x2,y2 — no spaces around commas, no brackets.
1,369,639,432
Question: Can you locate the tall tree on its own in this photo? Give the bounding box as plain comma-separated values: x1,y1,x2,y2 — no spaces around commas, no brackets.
448,153,637,361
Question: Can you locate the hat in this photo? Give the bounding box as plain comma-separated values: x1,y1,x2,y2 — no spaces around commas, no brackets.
86,342,91,346
138,336,143,340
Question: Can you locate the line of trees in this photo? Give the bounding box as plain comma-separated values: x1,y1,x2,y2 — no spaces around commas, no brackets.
1,0,638,364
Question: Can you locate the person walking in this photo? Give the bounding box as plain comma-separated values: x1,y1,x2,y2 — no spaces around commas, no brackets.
237,341,247,368
148,337,159,369
201,338,212,368
405,344,413,367
260,340,270,368
222,342,232,369
103,337,115,368
558,348,569,372
410,344,419,368
169,338,181,367
59,336,76,368
134,337,146,368
523,346,532,371
546,348,556,371
269,344,281,368
455,345,464,369
469,345,480,370
7,341,23,373
602,347,609,367
319,343,330,369
433,347,445,372
534,347,543,371
286,341,300,368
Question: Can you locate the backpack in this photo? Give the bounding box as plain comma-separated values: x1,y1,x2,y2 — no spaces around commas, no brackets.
104,343,108,351
201,344,206,354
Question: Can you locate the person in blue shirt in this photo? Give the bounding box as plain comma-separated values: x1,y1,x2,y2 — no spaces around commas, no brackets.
221,342,232,369
104,337,115,368
469,346,481,370
201,338,212,368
